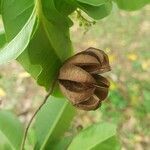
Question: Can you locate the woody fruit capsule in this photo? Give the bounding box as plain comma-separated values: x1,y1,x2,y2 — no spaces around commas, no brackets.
58,47,111,111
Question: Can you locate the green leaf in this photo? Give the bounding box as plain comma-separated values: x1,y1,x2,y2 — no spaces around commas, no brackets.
76,0,108,6
23,0,73,89
2,0,73,90
0,131,12,150
0,110,24,150
20,22,62,89
91,136,121,150
78,1,112,20
1,0,40,86
50,136,73,150
34,96,75,149
68,122,121,150
115,0,150,11
1,0,34,40
0,30,6,48
0,10,36,64
55,0,77,16
40,0,73,60
0,0,1,14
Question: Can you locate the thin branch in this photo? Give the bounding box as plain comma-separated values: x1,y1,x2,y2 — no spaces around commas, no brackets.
21,80,57,150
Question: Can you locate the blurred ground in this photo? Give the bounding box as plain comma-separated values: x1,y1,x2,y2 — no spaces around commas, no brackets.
0,4,150,150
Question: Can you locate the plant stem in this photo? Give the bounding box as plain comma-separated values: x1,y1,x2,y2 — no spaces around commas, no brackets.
21,80,57,150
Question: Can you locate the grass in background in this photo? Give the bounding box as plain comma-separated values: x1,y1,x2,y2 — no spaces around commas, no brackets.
71,4,150,150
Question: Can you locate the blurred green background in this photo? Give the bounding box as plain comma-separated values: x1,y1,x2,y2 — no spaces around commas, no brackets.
0,4,150,150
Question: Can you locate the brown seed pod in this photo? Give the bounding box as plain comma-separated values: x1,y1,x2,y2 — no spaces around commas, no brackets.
58,47,111,111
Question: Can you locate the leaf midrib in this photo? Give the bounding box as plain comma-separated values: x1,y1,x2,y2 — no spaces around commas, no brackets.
12,3,34,21
40,100,69,149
